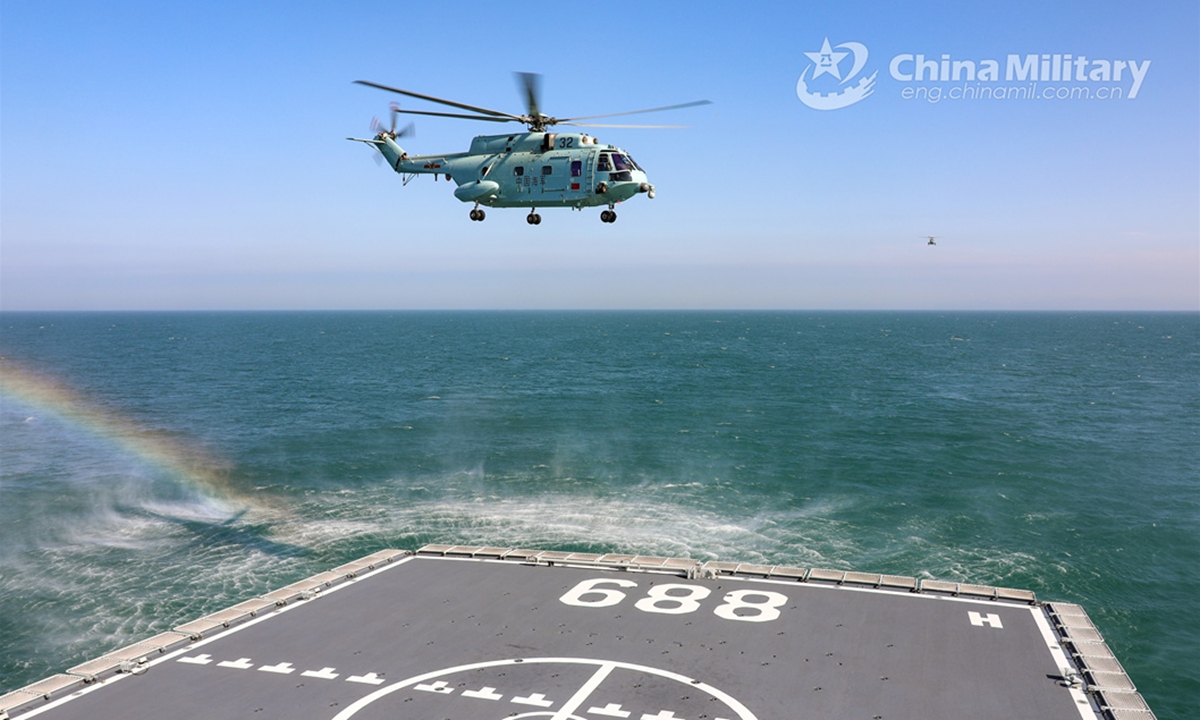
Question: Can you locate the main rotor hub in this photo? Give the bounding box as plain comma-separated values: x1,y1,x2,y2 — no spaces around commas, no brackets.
526,115,556,132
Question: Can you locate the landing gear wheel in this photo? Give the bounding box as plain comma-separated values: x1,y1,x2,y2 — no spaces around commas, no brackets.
469,208,486,221
600,210,617,223
527,211,541,225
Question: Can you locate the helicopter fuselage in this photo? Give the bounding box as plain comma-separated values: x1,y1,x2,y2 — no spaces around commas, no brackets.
373,131,654,209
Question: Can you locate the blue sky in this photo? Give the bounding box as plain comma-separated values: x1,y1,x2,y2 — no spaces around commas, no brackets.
2,1,1196,310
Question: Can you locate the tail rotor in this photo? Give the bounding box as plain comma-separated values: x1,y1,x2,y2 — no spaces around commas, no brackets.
373,104,415,140
364,108,414,166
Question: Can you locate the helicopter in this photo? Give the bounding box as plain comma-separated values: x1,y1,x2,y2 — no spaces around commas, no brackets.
348,73,710,224
923,235,940,246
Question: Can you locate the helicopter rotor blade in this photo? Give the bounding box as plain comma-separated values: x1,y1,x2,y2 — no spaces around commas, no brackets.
354,80,524,122
389,108,512,123
515,71,542,121
559,122,692,129
558,99,712,123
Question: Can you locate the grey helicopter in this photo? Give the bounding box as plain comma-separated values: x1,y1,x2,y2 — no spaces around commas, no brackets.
348,73,710,224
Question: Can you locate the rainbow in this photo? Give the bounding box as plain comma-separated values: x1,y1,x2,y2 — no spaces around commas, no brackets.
0,358,269,514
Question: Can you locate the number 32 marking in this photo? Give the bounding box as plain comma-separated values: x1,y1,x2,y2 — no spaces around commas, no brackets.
560,578,787,623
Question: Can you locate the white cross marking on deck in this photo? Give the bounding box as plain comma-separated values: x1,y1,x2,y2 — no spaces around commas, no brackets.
217,658,254,669
512,693,554,707
463,686,504,700
259,662,295,674
589,703,632,718
642,711,684,720
348,673,386,685
416,680,453,693
969,611,1004,629
302,667,340,680
177,654,212,665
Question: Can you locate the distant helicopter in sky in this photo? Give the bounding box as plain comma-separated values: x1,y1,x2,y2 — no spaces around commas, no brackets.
923,236,940,246
348,73,710,225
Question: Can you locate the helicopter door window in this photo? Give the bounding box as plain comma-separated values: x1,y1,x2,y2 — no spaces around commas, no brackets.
597,153,612,172
570,160,582,177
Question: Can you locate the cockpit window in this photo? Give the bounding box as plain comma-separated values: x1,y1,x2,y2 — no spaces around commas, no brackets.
612,154,634,172
597,153,612,172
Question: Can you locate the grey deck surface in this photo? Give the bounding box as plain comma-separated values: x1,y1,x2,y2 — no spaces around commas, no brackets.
10,552,1103,720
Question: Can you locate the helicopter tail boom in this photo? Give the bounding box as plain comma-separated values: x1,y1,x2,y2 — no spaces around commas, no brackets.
347,135,408,170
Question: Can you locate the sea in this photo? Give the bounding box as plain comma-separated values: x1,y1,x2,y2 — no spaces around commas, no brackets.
0,311,1196,717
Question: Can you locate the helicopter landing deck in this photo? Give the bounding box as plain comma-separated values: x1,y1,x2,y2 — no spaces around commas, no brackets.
1,546,1155,720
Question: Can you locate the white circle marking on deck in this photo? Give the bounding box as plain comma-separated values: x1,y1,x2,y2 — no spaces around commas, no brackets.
329,656,759,720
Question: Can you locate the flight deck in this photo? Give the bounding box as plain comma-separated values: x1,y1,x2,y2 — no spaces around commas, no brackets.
0,546,1155,720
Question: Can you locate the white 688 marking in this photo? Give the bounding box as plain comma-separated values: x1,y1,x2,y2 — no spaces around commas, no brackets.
560,578,787,623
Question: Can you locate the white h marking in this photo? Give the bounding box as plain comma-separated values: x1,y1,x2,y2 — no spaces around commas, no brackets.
969,611,1004,628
